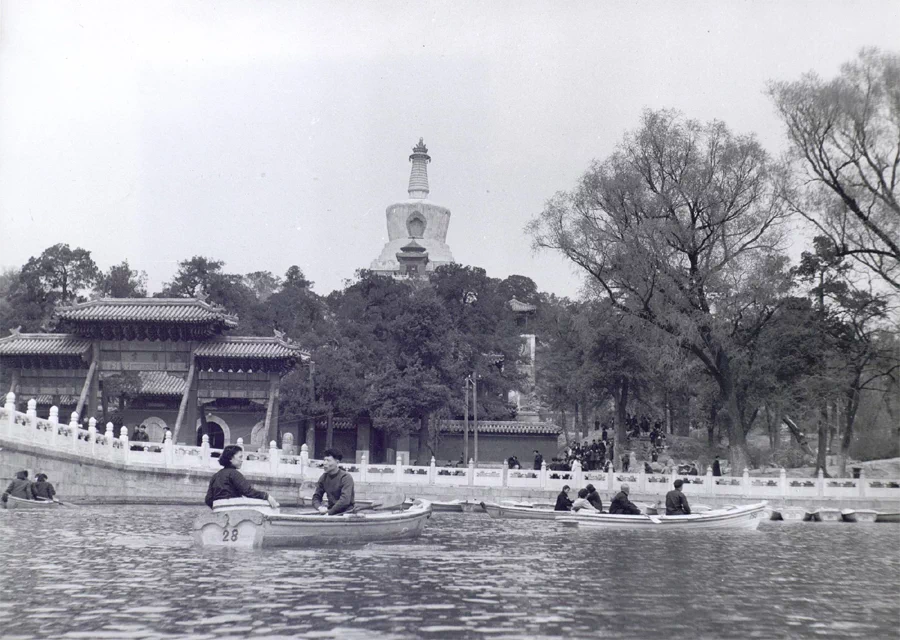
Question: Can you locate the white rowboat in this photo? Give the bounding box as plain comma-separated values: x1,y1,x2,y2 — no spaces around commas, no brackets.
557,502,768,530
875,511,899,523
841,509,878,523
3,496,61,510
482,502,565,520
193,498,433,548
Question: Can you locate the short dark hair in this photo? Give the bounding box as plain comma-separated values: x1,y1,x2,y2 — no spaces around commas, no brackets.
578,488,588,498
36,473,48,482
674,479,684,488
585,484,595,493
562,485,570,491
15,470,28,480
322,448,343,461
219,444,244,468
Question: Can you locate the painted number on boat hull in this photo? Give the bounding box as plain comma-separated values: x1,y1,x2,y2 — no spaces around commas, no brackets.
222,528,239,542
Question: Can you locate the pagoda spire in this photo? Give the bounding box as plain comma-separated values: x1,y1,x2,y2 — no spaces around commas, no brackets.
407,138,431,198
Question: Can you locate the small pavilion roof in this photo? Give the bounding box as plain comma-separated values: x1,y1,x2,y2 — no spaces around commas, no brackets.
508,298,537,313
56,298,239,327
137,371,187,396
0,332,92,357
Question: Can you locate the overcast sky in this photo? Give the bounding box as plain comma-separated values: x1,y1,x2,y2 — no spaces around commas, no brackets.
1,1,898,299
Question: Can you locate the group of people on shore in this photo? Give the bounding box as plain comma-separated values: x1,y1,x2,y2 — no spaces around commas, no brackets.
2,470,58,505
553,478,692,516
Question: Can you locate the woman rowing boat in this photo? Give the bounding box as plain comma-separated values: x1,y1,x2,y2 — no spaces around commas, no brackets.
204,445,279,509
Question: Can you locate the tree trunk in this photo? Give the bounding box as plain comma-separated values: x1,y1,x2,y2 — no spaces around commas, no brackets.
714,352,750,473
837,387,861,478
707,400,719,448
782,415,815,456
613,377,629,445
418,414,431,462
814,404,830,477
325,408,334,449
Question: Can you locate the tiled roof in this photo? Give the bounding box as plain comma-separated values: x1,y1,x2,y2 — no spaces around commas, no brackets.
195,337,310,361
56,298,238,327
137,371,186,396
0,333,91,356
440,420,560,435
508,298,537,313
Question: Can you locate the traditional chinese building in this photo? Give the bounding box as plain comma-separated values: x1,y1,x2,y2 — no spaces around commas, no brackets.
0,298,308,448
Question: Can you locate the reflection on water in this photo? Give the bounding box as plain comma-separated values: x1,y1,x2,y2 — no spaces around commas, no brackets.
1,505,898,639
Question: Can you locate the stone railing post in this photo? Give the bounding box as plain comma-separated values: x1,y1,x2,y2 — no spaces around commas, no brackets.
468,458,475,487
120,426,129,464
706,467,714,497
779,467,788,498
540,460,547,489
49,406,59,447
429,456,436,485
300,443,309,478
201,434,211,465
70,412,80,451
88,418,97,457
360,452,368,483
742,468,750,498
573,459,583,488
502,459,509,488
269,440,280,476
105,423,115,458
26,399,37,442
236,437,244,448
817,468,825,498
608,466,616,492
637,468,646,494
2,392,15,438
164,431,174,467
394,453,403,484
858,468,866,498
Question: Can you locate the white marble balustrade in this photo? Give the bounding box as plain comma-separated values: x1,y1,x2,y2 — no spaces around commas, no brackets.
2,393,900,499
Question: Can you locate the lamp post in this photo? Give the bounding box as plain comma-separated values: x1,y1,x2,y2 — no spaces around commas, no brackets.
465,374,478,467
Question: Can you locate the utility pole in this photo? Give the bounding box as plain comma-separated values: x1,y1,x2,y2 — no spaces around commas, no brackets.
473,373,478,467
463,381,469,464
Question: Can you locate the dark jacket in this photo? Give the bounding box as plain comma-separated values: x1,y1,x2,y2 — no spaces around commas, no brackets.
3,478,35,501
712,459,722,476
533,454,543,470
585,490,603,512
554,491,573,511
609,491,641,515
665,489,691,515
204,467,268,508
312,468,355,515
32,481,56,500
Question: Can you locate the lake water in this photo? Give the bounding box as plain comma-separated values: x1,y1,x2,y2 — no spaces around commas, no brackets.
0,505,898,639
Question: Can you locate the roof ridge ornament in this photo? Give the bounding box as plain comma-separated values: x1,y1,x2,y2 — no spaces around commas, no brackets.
9,326,21,336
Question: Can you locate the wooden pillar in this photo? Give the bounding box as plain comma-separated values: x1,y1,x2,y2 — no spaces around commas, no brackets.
75,356,99,420
173,354,197,442
8,369,19,394
86,343,100,420
264,372,280,446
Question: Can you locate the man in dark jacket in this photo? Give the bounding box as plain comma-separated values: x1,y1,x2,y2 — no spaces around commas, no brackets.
609,483,642,515
554,485,573,511
312,448,355,515
2,470,34,504
665,479,692,515
584,484,603,511
712,456,722,476
533,450,543,470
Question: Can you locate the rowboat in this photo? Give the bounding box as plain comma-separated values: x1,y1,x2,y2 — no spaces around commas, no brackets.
481,501,564,520
3,496,61,510
811,507,843,522
557,502,768,530
193,498,433,548
804,509,820,522
841,509,878,523
779,506,807,522
876,511,899,523
403,498,464,513
461,501,486,513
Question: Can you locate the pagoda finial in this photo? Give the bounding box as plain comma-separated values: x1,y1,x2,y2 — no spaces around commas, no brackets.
408,138,431,199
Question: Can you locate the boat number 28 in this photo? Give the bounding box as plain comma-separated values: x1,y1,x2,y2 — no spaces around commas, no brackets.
222,528,239,542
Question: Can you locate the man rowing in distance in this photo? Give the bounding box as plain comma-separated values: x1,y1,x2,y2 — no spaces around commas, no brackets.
608,483,642,515
312,448,355,515
665,479,692,515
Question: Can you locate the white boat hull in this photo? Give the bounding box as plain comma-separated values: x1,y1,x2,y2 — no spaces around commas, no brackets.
841,509,878,523
814,508,843,523
876,511,899,523
482,502,564,520
780,507,807,521
4,496,60,510
193,500,433,548
558,502,768,530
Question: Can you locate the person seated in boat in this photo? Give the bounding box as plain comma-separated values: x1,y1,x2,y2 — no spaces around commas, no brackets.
584,484,603,512
32,473,57,502
571,489,599,513
665,479,692,516
554,485,573,511
2,470,35,504
609,483,642,515
204,445,279,510
312,448,355,515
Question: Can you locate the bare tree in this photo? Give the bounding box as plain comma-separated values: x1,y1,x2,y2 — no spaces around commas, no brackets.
528,109,791,472
769,48,900,290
